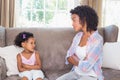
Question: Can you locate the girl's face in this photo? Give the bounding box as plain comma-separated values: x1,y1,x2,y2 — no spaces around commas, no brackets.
71,14,84,32
22,37,35,52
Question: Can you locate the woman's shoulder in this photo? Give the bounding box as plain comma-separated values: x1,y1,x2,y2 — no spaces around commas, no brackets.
74,31,83,38
71,32,83,42
76,31,83,36
95,31,103,41
91,31,103,44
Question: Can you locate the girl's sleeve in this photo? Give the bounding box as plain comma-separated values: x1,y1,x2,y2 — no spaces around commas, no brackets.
78,38,103,72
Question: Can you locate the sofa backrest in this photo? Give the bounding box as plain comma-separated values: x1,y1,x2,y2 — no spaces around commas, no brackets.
0,25,119,72
5,28,76,71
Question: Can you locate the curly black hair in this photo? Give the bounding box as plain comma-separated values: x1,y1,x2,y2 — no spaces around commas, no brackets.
14,31,34,47
70,5,98,31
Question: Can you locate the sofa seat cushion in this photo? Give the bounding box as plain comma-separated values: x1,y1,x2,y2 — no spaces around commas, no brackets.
45,69,70,80
4,75,49,80
103,68,120,80
4,75,21,80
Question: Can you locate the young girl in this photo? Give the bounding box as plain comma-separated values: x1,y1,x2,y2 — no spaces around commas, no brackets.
14,32,44,80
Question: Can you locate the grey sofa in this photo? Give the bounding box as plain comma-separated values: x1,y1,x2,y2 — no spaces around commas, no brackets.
0,25,120,80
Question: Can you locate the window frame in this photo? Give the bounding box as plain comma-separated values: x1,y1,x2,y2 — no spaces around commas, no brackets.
15,0,80,28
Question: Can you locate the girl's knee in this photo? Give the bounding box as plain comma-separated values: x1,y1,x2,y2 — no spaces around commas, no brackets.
21,77,28,80
36,78,42,80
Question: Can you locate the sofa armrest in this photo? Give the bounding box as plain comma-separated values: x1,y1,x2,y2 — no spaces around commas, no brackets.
0,56,7,80
0,26,5,47
104,25,119,42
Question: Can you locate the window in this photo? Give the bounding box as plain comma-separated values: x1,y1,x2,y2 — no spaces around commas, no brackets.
15,0,79,28
102,0,120,41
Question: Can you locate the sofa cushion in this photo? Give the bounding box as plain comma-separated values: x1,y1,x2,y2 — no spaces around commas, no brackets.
102,42,120,70
0,45,23,76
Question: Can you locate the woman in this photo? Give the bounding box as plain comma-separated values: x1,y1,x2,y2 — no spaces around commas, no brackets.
56,5,104,80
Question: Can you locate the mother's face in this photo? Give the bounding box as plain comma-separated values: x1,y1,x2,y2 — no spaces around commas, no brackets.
71,14,83,32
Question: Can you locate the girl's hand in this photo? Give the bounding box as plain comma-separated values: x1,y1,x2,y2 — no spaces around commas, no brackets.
22,64,30,68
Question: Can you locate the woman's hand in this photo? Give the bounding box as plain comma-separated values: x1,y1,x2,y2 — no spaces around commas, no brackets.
67,54,79,66
71,54,79,62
